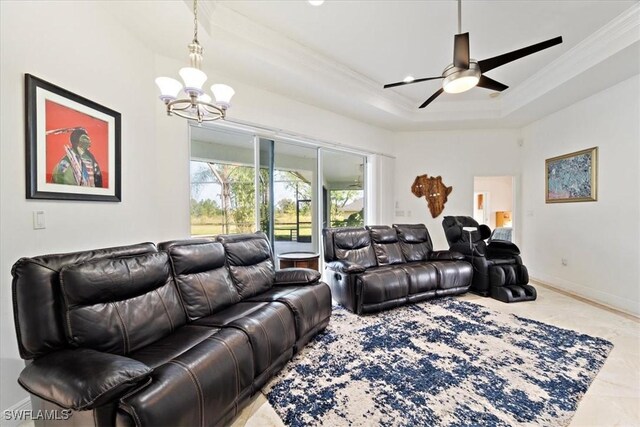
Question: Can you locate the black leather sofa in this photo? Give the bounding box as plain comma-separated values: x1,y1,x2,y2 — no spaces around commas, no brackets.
11,232,331,427
323,224,472,314
442,216,536,303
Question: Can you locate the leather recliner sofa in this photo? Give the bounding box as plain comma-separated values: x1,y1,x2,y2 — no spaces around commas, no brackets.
322,224,472,314
11,232,331,427
441,216,536,303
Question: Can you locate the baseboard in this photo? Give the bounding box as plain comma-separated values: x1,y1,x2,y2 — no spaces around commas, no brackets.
530,273,640,319
2,397,31,427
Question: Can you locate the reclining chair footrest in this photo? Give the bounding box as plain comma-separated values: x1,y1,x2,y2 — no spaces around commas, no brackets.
490,284,537,303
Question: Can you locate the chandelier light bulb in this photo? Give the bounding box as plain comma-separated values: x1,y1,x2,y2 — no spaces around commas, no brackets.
179,67,208,95
211,84,235,109
155,77,183,102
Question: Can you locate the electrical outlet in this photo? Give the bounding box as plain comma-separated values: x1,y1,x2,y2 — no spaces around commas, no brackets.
561,258,568,266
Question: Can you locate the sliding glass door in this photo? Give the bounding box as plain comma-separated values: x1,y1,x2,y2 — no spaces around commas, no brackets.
259,139,317,258
190,128,255,236
189,125,367,264
320,149,366,229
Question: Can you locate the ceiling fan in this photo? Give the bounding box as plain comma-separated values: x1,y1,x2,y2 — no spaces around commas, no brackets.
383,0,563,109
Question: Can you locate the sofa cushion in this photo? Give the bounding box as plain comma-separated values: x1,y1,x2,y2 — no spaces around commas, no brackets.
332,228,377,269
430,261,473,290
398,262,438,294
368,226,405,266
246,283,332,350
120,328,254,427
394,224,434,262
357,267,409,305
218,233,275,299
163,241,241,321
194,302,295,377
60,252,186,355
129,325,219,368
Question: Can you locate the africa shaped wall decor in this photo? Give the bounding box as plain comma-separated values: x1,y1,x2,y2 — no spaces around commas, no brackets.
411,174,453,218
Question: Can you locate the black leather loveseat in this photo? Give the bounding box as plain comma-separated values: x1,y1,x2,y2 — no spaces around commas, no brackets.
11,232,331,427
323,224,472,314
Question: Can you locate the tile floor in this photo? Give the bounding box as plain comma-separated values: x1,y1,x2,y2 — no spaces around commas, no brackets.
232,283,640,427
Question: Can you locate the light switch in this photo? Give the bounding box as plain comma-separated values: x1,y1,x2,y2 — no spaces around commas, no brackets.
33,211,45,229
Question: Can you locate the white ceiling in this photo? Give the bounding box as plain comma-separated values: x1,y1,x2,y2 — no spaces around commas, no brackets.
105,0,640,131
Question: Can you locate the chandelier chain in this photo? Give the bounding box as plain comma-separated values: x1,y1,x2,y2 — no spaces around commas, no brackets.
193,0,199,44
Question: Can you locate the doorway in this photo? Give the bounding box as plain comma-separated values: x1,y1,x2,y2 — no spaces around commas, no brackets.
473,176,515,242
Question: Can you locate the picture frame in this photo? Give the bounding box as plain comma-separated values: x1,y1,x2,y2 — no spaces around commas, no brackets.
25,74,121,202
545,147,597,203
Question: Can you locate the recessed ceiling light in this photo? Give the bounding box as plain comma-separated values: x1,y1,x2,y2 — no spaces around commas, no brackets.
308,0,324,5
403,75,415,83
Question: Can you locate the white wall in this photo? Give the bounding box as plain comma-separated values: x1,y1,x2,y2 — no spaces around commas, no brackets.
393,130,522,250
0,0,395,414
520,75,640,316
474,176,514,230
0,0,163,414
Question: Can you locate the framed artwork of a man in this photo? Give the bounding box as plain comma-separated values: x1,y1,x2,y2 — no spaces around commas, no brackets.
25,74,121,202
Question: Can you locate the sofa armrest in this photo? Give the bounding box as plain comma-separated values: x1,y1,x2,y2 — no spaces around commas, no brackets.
325,260,366,274
486,240,520,257
274,268,321,285
19,348,152,411
430,250,465,261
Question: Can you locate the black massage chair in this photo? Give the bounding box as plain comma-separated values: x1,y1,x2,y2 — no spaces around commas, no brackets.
442,216,536,303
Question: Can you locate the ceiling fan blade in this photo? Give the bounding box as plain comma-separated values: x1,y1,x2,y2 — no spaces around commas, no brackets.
453,32,470,69
383,76,443,89
478,36,563,73
477,75,509,92
419,88,444,109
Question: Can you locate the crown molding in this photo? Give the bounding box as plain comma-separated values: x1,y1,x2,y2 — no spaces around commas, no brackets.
501,3,640,116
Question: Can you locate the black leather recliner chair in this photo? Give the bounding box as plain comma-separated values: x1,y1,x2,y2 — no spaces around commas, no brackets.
442,216,536,303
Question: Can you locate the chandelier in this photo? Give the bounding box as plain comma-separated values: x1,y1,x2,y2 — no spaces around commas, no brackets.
155,0,234,123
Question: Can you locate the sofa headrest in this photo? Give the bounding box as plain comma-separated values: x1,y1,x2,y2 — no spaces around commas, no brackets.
333,228,371,250
367,226,398,244
393,224,430,243
160,240,226,275
219,233,272,267
161,239,240,321
61,252,171,306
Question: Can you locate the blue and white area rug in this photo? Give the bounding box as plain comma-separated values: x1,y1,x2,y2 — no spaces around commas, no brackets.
263,298,613,426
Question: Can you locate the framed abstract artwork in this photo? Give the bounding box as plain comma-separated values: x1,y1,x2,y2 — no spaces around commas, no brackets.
25,74,121,201
545,147,598,203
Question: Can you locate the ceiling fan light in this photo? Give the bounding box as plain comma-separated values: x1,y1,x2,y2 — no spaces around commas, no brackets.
443,75,479,93
442,61,481,94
